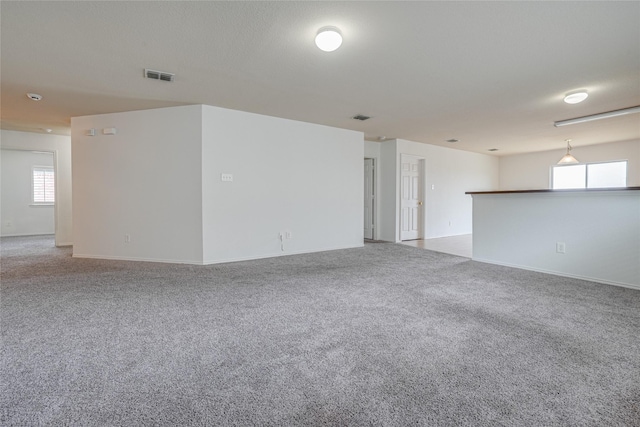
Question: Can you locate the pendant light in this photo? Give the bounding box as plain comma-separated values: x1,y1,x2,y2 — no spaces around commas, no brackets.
557,139,579,164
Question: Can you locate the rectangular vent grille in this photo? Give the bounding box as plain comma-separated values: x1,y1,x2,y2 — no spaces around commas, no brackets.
352,115,371,121
144,69,175,82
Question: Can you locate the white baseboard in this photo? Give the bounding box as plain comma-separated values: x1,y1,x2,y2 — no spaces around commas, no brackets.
1,232,55,237
202,243,365,265
472,257,640,291
72,253,204,265
73,244,365,266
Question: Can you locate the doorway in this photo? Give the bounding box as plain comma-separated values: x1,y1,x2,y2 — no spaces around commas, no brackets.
364,158,375,240
0,149,56,240
399,154,425,241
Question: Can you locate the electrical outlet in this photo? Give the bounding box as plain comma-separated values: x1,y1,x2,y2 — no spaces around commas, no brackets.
556,242,566,254
285,231,292,239
124,234,131,244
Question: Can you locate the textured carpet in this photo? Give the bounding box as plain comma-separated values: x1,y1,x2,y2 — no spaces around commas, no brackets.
1,235,639,426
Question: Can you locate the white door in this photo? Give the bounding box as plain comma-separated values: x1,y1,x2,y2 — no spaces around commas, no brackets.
364,158,375,240
400,154,424,241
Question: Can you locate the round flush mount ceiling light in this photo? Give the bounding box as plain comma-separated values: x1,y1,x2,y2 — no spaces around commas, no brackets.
564,91,588,104
27,93,43,101
315,27,342,52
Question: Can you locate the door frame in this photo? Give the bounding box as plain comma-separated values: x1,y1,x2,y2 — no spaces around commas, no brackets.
0,147,59,244
364,157,376,240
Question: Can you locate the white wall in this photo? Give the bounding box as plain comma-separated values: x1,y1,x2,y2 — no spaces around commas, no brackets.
379,141,399,242
72,104,363,265
377,139,499,241
471,190,640,289
0,130,72,246
364,140,380,159
1,149,55,236
500,139,640,190
71,105,204,263
201,105,363,264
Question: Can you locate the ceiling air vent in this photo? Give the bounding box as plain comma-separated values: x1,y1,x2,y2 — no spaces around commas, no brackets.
352,115,371,121
144,69,175,82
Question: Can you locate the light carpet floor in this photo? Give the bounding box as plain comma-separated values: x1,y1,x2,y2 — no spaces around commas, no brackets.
1,236,639,426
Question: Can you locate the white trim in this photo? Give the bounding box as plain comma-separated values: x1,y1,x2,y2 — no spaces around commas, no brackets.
472,257,640,291
72,253,205,265
72,243,365,266
203,243,365,265
1,232,55,237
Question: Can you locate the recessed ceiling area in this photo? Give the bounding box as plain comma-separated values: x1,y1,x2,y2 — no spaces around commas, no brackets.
1,1,639,156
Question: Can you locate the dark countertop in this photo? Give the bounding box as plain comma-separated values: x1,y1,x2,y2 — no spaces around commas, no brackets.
466,187,640,195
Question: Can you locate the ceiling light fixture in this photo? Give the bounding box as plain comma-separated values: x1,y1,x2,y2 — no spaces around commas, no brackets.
27,93,42,101
554,105,640,127
315,27,342,52
557,139,579,164
446,139,459,143
563,91,588,104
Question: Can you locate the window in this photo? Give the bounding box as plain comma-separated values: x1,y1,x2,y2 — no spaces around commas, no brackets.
552,160,627,190
32,167,55,204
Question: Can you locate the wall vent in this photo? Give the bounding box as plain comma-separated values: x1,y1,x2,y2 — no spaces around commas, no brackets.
144,69,175,82
352,115,371,121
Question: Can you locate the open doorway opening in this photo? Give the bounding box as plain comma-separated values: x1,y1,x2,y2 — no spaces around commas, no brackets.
364,158,375,240
1,149,56,245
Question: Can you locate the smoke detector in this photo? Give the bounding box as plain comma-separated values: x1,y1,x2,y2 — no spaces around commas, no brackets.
144,69,175,82
27,93,43,101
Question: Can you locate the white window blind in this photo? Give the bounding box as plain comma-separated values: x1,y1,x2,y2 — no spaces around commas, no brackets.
33,167,55,203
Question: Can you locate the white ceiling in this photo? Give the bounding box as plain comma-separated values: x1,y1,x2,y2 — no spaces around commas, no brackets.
1,1,639,156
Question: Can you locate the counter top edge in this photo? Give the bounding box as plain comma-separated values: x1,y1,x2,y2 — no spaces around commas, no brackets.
466,187,640,195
